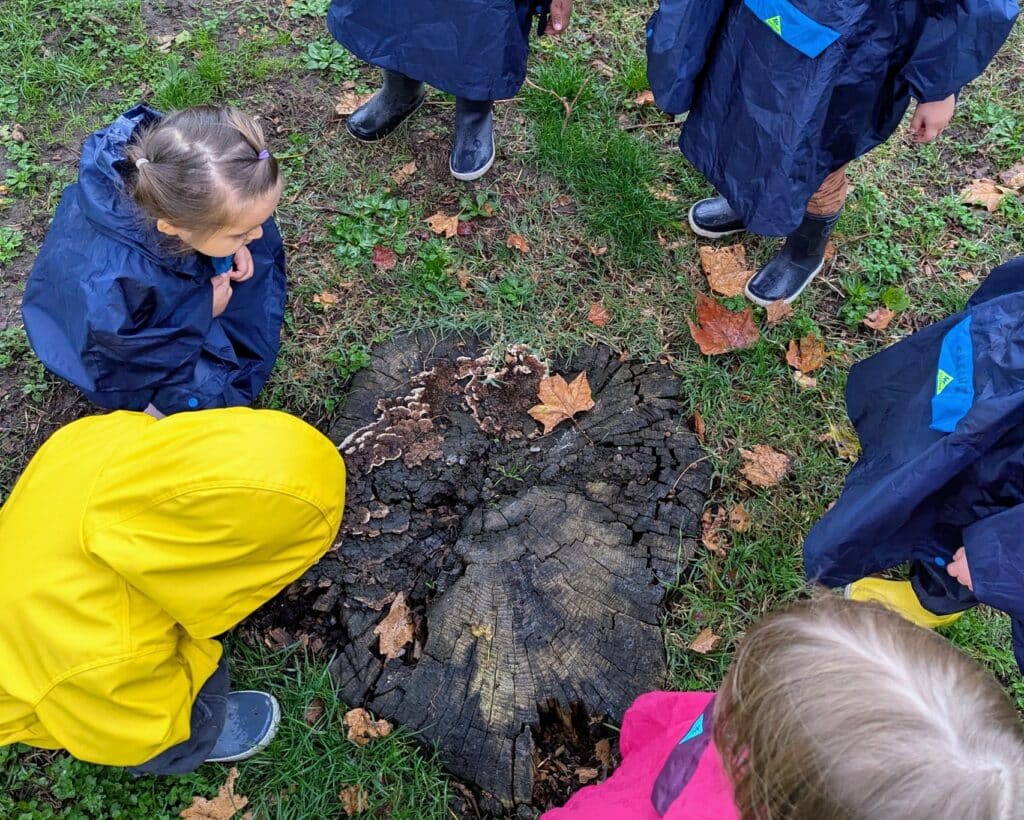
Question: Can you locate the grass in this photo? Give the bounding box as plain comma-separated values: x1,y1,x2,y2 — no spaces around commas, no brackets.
0,0,1023,815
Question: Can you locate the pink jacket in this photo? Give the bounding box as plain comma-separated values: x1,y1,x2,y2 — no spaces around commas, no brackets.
542,692,739,820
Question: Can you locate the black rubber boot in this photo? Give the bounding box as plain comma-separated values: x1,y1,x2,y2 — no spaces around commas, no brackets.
744,210,841,306
688,197,745,239
450,98,495,181
346,70,425,142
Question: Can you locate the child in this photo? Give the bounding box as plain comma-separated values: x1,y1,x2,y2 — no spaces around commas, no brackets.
805,256,1024,671
0,408,346,771
544,595,1024,818
646,0,1018,305
22,104,287,416
327,0,573,181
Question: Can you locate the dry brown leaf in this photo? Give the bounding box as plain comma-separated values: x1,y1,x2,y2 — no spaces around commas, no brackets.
793,372,818,390
740,445,790,488
426,211,460,238
344,708,393,746
863,307,895,331
595,738,612,770
701,508,728,558
785,335,826,374
960,178,1016,212
764,300,794,326
576,767,600,784
338,785,370,816
587,303,612,328
373,592,414,661
335,91,375,117
455,269,473,290
687,293,760,355
304,696,325,726
391,160,417,186
528,372,596,435
689,627,721,654
181,767,250,820
998,162,1024,190
506,233,530,253
729,504,751,533
692,410,706,442
371,246,397,271
588,243,608,257
313,291,340,307
699,245,752,297
633,89,655,106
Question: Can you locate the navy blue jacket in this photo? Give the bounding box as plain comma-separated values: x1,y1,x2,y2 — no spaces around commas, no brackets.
22,106,286,414
647,0,1019,236
327,0,537,101
805,257,1024,670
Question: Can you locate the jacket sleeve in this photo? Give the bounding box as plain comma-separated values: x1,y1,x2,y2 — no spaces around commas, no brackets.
899,0,1019,103
962,504,1024,621
32,649,200,766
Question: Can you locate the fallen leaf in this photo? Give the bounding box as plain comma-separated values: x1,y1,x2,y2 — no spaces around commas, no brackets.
371,246,397,271
506,233,530,253
687,293,760,355
740,445,790,488
426,212,460,238
633,89,655,106
595,738,612,770
960,178,1016,212
10,123,26,143
343,708,393,746
338,785,370,816
823,423,861,462
863,307,895,331
998,162,1024,190
456,269,472,290
699,245,752,297
304,696,325,726
728,504,750,533
470,623,494,640
692,410,706,442
528,372,596,435
456,220,473,237
374,592,414,661
764,300,793,326
335,91,375,117
576,767,600,784
793,372,818,390
590,58,615,77
264,626,293,650
785,335,826,374
958,270,979,283
313,291,339,307
587,303,611,328
823,240,837,263
587,243,608,257
689,627,721,654
181,767,249,820
701,508,728,557
391,160,417,186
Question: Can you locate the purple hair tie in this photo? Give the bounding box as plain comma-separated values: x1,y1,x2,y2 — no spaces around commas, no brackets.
257,149,270,160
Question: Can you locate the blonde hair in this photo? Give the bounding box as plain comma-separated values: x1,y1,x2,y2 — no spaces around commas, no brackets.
125,105,279,238
714,595,1024,819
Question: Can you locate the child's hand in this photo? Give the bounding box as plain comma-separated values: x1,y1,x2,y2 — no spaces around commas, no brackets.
211,273,233,318
229,246,254,282
910,95,955,144
549,0,573,34
946,546,974,591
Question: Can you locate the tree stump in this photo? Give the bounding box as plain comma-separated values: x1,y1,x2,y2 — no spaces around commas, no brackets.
253,333,710,806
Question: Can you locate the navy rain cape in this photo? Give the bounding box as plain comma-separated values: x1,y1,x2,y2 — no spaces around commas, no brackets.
327,0,540,101
805,257,1024,670
22,106,286,415
647,0,1018,236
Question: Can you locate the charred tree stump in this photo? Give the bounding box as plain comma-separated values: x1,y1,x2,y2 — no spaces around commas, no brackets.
251,332,710,806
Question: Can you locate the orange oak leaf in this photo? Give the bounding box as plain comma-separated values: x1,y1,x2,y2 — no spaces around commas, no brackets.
634,89,655,106
785,335,826,374
687,293,760,355
692,410,706,442
181,767,250,820
863,307,895,331
587,303,612,327
699,245,752,297
689,627,721,654
343,708,393,746
740,445,791,488
506,233,531,253
373,592,414,661
528,372,596,435
426,211,460,238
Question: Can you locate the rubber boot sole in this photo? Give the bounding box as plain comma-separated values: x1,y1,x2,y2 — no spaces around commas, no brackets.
687,202,746,240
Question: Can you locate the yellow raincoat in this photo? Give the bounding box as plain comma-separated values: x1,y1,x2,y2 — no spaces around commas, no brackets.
0,408,345,766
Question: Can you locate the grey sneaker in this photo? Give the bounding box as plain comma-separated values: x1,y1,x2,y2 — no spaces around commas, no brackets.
205,691,281,763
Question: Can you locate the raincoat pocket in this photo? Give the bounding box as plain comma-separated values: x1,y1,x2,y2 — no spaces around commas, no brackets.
742,0,840,59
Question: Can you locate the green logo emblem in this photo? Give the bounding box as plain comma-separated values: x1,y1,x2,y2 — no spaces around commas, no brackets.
936,369,954,395
765,15,782,34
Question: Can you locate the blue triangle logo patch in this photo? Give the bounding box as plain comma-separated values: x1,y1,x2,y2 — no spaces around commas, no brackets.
679,714,704,744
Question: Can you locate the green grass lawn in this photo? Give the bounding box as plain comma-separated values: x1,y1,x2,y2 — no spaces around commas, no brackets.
1,0,1023,816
